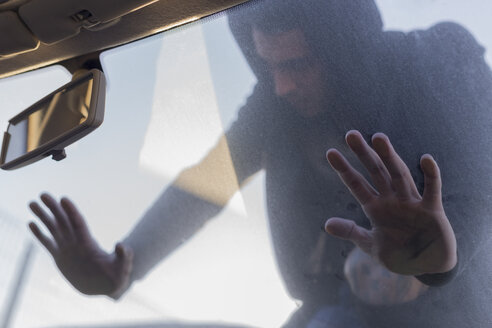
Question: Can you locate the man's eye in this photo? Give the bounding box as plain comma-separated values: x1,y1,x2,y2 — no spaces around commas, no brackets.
281,59,313,72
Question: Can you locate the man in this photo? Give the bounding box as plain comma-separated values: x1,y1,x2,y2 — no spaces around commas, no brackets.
29,0,492,327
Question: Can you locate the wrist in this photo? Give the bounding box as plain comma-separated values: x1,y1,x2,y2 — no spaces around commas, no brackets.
415,256,459,286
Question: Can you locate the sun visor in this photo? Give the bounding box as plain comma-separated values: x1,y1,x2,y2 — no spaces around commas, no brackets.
0,11,39,57
19,0,158,45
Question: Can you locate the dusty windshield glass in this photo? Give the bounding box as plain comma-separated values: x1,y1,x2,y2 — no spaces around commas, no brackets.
0,0,491,327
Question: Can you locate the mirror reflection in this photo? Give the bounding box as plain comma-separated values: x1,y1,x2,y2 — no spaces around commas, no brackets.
3,77,93,163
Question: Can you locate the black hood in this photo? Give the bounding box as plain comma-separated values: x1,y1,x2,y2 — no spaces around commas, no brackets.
228,0,385,90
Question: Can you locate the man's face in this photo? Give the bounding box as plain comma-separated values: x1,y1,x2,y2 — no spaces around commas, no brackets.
253,28,328,117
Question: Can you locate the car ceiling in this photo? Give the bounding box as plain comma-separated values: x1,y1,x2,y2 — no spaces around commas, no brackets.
0,0,249,79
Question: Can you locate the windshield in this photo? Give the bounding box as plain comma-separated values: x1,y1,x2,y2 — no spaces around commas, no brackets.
0,0,491,327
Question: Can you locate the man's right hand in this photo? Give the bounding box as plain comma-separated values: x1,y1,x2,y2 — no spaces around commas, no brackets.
28,193,133,299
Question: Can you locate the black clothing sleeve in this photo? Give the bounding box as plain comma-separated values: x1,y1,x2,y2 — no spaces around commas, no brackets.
122,84,271,283
405,22,492,286
415,259,460,286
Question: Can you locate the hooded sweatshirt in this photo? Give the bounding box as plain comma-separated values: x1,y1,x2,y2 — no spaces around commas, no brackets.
124,0,492,327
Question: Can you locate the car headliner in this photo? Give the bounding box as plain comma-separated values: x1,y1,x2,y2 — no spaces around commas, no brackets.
0,0,249,79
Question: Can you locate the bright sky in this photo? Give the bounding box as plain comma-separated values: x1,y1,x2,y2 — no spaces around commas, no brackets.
0,1,491,327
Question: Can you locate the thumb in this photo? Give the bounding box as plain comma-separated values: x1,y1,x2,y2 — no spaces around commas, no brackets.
110,243,134,300
115,243,134,268
325,217,373,253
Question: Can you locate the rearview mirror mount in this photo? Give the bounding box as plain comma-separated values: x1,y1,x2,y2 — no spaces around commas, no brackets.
0,69,105,170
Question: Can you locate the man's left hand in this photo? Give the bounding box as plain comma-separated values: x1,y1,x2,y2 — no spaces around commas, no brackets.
324,130,457,275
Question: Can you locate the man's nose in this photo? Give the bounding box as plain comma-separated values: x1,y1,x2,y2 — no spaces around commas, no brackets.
273,70,297,97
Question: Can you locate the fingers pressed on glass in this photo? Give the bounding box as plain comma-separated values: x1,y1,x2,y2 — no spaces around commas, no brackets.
28,222,57,255
326,148,377,205
420,154,442,206
60,197,90,241
345,130,392,195
41,193,75,240
325,217,372,253
29,201,63,244
371,133,421,199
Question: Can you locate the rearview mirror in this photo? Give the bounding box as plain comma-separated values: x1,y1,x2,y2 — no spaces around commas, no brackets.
0,69,105,170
